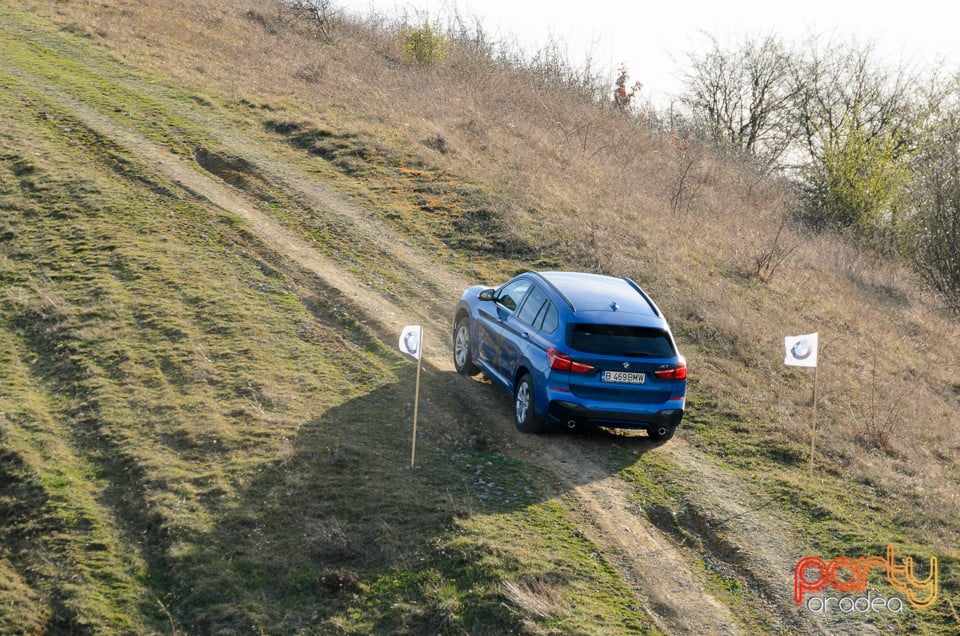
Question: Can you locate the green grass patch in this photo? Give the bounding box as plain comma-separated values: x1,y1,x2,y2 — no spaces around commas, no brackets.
3,2,958,633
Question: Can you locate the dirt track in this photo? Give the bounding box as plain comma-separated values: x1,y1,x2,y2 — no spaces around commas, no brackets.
5,55,859,634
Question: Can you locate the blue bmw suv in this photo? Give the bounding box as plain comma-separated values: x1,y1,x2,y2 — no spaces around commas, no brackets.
453,271,686,440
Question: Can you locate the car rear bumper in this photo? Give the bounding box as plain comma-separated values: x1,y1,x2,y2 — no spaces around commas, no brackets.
548,400,683,431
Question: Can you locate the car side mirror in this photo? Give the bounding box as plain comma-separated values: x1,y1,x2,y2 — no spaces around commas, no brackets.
478,289,496,301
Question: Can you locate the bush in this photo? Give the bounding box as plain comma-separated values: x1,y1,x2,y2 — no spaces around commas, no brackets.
904,111,960,311
402,20,449,66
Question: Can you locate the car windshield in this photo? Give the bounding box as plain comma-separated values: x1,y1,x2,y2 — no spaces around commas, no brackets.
570,324,675,358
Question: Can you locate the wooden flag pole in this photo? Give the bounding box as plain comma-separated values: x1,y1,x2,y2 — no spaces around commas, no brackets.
785,331,821,477
410,335,422,470
809,361,819,477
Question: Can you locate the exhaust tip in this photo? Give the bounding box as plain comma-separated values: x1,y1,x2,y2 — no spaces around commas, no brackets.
566,420,578,429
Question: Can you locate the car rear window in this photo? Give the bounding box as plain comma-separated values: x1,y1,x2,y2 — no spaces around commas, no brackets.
570,324,675,358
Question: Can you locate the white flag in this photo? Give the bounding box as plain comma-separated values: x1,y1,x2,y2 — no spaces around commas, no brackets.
399,325,422,361
784,332,818,367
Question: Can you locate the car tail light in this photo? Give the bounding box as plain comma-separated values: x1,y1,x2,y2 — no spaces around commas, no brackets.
654,359,687,380
547,348,595,373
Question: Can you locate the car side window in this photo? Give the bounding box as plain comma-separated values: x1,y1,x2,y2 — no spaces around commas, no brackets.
496,279,532,313
538,302,559,333
515,284,548,326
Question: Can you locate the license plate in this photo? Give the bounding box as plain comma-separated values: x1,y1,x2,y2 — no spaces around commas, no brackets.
602,370,645,384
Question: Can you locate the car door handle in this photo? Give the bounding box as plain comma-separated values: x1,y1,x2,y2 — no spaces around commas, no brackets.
521,332,530,340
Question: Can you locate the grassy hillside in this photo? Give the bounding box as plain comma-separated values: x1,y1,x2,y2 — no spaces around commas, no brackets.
1,0,958,634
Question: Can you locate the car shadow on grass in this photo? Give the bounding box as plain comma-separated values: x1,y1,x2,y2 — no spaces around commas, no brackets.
173,361,667,633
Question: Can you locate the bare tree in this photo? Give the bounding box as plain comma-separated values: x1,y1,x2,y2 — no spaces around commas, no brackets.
791,39,918,165
904,80,960,310
790,38,921,232
680,33,799,172
286,0,336,42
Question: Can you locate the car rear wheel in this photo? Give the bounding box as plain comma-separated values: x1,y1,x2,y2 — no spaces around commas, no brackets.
453,318,477,375
514,373,545,433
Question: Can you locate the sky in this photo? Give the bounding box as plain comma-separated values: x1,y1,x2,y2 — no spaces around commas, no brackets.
343,0,960,109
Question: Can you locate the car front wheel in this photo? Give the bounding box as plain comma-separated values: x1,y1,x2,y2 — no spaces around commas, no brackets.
514,373,545,433
453,318,477,375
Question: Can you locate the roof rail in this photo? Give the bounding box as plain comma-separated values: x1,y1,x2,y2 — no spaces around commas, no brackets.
624,278,661,317
529,271,576,312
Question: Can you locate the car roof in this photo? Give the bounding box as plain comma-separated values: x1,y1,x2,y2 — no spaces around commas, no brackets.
532,271,663,322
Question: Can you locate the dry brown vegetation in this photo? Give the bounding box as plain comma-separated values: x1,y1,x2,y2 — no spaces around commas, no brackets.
48,0,960,574
6,0,960,630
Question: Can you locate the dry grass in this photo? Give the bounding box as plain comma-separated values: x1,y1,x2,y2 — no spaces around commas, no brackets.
501,575,569,625
8,0,960,629
49,0,960,538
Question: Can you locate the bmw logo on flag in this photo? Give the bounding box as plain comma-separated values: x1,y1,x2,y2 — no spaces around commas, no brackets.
399,325,423,361
791,339,812,360
784,332,819,367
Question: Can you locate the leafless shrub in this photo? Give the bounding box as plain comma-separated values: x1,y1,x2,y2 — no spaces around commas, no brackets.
670,154,700,215
680,33,798,173
285,0,336,43
521,38,609,102
905,100,960,314
753,217,797,282
850,350,913,453
554,115,614,158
